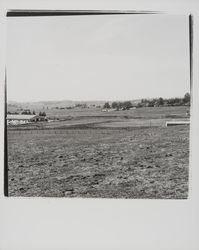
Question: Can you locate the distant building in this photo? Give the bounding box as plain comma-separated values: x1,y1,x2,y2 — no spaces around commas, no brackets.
7,114,48,125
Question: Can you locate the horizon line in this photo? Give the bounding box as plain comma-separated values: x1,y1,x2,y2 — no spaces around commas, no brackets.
7,94,189,104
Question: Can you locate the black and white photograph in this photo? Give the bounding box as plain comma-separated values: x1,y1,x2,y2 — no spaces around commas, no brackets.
6,11,191,198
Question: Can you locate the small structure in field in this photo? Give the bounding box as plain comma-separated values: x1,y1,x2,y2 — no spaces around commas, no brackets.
102,108,116,112
166,120,190,127
7,114,48,125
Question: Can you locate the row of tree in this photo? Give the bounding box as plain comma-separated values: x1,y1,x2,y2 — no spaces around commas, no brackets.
39,112,46,116
103,93,191,110
21,110,36,115
138,93,190,108
104,101,133,110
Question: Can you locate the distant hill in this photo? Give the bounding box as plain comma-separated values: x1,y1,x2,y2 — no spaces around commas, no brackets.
7,99,141,111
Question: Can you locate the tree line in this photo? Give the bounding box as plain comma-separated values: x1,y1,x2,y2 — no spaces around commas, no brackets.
103,93,190,110
104,101,133,110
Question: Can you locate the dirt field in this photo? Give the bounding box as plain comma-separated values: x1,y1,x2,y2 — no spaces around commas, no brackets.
7,111,190,198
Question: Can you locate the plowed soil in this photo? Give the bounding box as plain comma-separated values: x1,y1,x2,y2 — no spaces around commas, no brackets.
8,125,189,199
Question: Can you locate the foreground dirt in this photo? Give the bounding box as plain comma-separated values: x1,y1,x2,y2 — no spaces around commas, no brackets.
7,125,189,199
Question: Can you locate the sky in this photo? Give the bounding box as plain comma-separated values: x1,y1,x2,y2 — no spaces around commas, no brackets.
6,14,190,102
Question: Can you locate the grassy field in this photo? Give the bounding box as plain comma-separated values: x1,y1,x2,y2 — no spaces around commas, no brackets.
7,106,190,198
33,105,190,119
